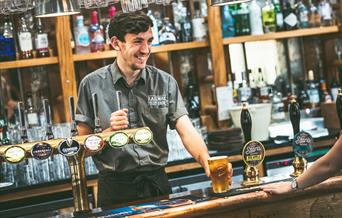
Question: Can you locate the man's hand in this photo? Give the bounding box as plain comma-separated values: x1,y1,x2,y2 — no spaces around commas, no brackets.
109,108,129,130
262,181,293,195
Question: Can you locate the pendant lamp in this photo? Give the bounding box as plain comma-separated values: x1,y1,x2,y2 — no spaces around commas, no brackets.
35,0,80,17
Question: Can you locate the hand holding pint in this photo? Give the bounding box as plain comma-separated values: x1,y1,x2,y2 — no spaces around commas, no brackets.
208,156,233,193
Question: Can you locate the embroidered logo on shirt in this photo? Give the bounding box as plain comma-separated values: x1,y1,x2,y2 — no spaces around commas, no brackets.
148,95,168,108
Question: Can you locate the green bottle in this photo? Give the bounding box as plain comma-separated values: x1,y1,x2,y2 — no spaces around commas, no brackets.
262,0,276,33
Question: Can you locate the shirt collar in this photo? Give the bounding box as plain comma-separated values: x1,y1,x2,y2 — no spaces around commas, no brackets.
110,60,147,85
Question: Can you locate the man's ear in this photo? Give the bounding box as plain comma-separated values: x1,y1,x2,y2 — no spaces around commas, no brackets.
110,36,120,51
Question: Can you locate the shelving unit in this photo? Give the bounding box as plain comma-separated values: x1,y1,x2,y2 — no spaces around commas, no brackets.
222,26,340,44
0,56,59,70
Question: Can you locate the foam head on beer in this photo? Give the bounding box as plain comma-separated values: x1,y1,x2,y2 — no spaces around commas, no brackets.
208,156,233,193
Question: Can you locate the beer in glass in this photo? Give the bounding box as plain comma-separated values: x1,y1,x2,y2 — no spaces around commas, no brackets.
208,156,231,193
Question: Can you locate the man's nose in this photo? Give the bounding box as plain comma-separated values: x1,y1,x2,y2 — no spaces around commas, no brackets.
140,42,151,54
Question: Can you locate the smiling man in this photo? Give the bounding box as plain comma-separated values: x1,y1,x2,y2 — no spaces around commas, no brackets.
75,11,211,207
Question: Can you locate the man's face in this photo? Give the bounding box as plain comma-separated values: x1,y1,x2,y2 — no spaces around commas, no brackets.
117,27,153,71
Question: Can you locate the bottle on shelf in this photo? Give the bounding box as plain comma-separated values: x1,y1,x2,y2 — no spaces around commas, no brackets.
159,17,177,44
273,0,284,31
330,71,339,101
0,16,16,62
35,18,50,58
105,5,116,45
296,0,309,28
234,3,251,36
318,0,332,26
257,68,270,103
187,84,200,119
238,80,252,103
262,0,277,33
306,70,320,108
0,108,10,145
271,91,286,122
282,0,299,30
74,15,90,54
18,16,34,59
179,8,193,42
221,5,235,38
191,1,207,41
297,81,311,110
89,10,105,52
308,0,321,27
249,0,264,35
147,10,160,45
25,92,39,128
319,79,332,103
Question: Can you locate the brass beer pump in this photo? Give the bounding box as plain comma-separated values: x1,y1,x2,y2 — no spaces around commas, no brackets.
289,97,307,177
0,96,153,216
240,103,265,186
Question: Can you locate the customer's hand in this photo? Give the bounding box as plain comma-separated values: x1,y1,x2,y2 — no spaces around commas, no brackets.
262,181,293,195
110,108,129,130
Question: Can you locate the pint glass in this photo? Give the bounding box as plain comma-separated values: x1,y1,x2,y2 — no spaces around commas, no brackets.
208,156,232,193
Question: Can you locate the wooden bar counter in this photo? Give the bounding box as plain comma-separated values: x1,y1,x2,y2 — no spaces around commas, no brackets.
128,175,342,218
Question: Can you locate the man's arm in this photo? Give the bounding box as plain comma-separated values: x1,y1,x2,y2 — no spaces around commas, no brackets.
77,122,93,135
175,115,211,177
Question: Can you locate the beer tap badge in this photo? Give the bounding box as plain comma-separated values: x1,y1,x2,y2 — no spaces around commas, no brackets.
109,132,129,148
31,142,53,160
57,138,80,156
133,128,153,145
242,141,265,167
4,146,26,164
84,135,104,152
292,131,313,158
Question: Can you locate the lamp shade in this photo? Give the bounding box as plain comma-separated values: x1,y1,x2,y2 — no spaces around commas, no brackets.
211,0,251,6
35,0,80,17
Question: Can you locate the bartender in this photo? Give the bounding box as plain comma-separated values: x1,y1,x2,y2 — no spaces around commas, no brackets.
75,11,210,207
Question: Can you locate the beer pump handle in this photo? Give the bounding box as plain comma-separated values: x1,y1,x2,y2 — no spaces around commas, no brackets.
336,89,342,130
18,101,28,143
240,103,252,143
69,96,78,137
289,96,300,136
92,93,102,133
43,99,54,140
116,91,122,110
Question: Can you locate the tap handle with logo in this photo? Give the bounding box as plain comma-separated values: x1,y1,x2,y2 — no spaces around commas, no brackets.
336,89,342,130
69,96,78,137
92,93,102,133
289,96,300,136
18,101,28,143
240,103,252,143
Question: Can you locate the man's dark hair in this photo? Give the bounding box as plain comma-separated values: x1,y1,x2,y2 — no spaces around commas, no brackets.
108,11,153,42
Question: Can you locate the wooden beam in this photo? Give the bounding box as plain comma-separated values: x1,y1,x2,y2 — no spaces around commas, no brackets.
56,16,78,122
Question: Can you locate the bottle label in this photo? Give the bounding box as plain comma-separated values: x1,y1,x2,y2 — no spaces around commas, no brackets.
299,11,309,23
276,13,284,27
77,33,90,46
18,32,33,51
27,113,39,126
1,37,16,59
192,18,207,40
284,13,298,27
159,32,177,44
35,33,49,49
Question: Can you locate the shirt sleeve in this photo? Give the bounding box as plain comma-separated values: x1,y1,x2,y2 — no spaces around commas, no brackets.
168,76,188,129
75,78,95,130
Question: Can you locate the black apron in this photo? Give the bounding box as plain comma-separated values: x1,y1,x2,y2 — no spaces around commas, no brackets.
97,167,171,208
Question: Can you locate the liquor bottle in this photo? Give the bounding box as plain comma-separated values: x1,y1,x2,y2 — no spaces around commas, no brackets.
25,92,39,128
273,0,284,31
147,10,160,45
34,18,49,57
238,80,252,103
308,0,321,27
330,71,339,101
1,16,16,61
283,0,299,30
262,0,277,33
18,17,33,59
257,68,270,103
318,0,332,26
0,108,10,145
319,80,332,103
105,5,116,45
192,1,207,41
187,84,200,119
180,9,193,42
221,5,235,38
18,102,29,143
89,10,105,52
297,0,309,28
234,3,251,36
249,0,264,35
306,70,320,108
74,15,91,54
297,81,311,110
159,17,177,44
